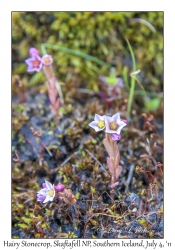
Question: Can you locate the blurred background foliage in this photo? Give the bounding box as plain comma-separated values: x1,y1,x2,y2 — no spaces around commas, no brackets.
12,12,163,105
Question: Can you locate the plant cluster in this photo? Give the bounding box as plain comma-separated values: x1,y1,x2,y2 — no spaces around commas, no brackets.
37,180,76,205
25,47,63,114
89,112,127,193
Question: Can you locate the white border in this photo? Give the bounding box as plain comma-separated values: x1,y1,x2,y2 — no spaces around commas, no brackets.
1,1,175,249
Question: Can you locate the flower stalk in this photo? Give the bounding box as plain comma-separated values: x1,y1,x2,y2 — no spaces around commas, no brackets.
103,134,123,194
89,112,127,196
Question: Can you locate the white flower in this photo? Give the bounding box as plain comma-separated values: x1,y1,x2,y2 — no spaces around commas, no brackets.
88,114,106,132
36,180,55,203
105,112,127,134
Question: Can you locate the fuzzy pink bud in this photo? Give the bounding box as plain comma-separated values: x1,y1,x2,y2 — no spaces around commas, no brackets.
29,47,40,57
42,183,46,188
55,183,65,192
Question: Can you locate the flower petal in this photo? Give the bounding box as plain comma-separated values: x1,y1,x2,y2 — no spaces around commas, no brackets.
121,119,127,124
52,189,55,199
89,121,105,132
94,114,101,122
49,197,54,202
37,188,47,196
27,66,36,73
112,112,120,123
95,127,105,132
45,180,53,190
117,78,124,88
25,58,33,65
99,76,108,85
104,116,113,133
89,121,98,130
43,195,51,203
116,120,127,133
37,193,46,202
37,193,45,198
104,115,112,124
35,63,43,72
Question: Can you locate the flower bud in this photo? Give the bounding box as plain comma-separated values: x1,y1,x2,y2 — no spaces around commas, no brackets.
42,54,53,66
29,47,40,57
42,183,46,188
55,183,65,192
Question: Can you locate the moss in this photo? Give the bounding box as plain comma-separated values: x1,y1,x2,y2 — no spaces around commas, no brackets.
12,12,163,93
18,223,29,229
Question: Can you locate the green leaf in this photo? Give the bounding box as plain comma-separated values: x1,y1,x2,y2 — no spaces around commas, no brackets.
63,175,68,183
18,204,24,209
104,77,118,86
147,98,161,111
22,217,32,224
28,71,45,86
18,223,28,229
74,192,80,199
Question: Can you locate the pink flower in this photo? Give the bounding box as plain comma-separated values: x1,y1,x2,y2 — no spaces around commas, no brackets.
55,183,65,192
105,112,127,135
29,47,40,57
108,78,124,95
36,180,55,203
99,76,124,95
25,54,42,72
89,114,106,132
42,54,53,66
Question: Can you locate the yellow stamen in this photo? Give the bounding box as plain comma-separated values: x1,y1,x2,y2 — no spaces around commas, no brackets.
48,190,54,197
97,120,105,129
109,121,118,130
44,57,51,64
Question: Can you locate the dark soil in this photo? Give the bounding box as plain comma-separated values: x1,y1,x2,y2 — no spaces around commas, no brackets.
12,82,163,239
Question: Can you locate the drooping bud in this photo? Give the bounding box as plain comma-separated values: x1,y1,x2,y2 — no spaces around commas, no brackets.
29,47,40,57
42,183,46,188
55,183,65,192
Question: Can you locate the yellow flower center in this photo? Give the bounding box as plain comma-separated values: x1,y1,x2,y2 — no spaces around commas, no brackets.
48,190,54,197
97,120,105,129
109,121,118,130
44,57,51,64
